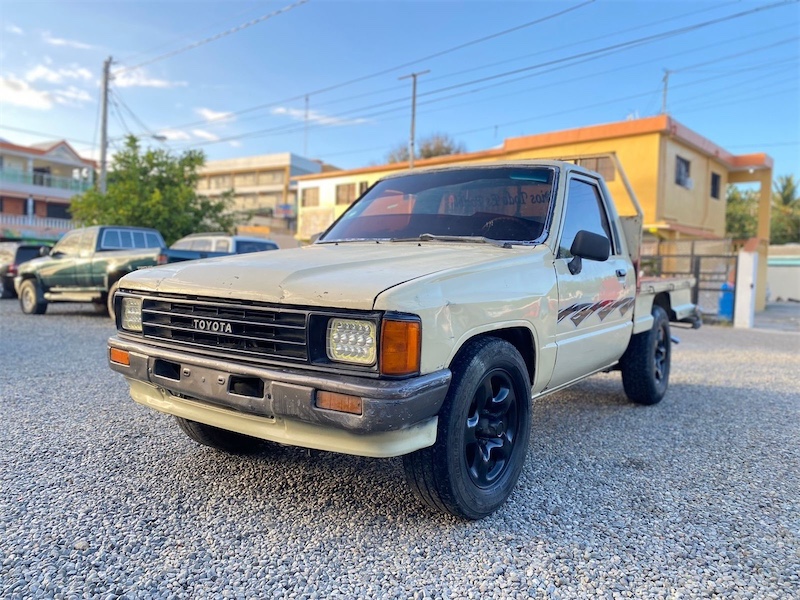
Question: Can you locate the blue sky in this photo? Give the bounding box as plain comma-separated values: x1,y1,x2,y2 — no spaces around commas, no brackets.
1,0,798,179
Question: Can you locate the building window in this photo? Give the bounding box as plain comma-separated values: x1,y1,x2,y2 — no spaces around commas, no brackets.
710,172,721,199
234,172,257,187
47,202,70,219
336,183,356,205
675,156,692,188
258,170,284,185
359,181,369,195
577,157,615,181
210,174,231,189
301,187,319,207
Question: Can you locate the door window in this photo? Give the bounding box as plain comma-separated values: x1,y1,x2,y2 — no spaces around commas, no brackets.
558,179,613,259
52,230,83,256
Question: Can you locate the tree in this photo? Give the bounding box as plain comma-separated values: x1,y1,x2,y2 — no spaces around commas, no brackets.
770,174,800,244
725,185,759,240
70,136,235,245
385,132,466,163
725,176,800,244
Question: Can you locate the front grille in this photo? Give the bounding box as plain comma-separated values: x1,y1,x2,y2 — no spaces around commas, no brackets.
141,296,308,362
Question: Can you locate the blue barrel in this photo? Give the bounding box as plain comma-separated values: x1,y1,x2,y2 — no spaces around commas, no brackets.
718,282,734,320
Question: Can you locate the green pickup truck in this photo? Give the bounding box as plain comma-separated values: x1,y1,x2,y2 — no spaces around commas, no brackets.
15,225,165,318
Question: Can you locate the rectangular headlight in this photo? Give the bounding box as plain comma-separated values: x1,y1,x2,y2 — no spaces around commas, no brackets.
326,318,377,365
121,297,143,332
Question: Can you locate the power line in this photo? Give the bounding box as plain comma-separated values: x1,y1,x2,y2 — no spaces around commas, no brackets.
193,21,799,137
168,25,800,150
139,0,598,134
219,57,798,149
151,0,798,144
110,87,163,140
421,0,743,85
114,0,311,74
413,0,799,100
0,124,95,146
116,1,269,65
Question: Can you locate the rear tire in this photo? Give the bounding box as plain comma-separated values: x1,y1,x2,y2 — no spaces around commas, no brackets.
19,279,47,315
620,305,671,405
175,417,267,455
402,337,532,519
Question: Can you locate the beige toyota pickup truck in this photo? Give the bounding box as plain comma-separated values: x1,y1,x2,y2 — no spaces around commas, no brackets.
108,160,698,519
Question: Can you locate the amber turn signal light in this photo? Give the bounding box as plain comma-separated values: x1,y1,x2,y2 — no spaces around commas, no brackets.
316,391,363,415
109,347,130,366
380,318,421,376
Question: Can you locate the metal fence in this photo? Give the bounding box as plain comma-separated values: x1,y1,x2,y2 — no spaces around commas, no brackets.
642,240,736,316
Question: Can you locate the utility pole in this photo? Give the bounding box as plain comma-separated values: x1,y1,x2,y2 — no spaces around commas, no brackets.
661,68,672,115
399,70,429,169
99,56,112,194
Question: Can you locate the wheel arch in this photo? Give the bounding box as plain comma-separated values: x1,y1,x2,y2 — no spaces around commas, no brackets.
105,269,131,294
653,291,676,321
448,325,537,388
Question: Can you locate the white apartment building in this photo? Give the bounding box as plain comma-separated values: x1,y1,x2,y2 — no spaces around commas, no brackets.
197,153,325,232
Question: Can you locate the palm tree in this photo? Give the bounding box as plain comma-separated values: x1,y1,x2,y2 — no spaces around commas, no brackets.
773,175,798,207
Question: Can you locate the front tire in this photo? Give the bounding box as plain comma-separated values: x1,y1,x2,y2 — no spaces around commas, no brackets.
403,337,532,519
19,279,47,315
175,417,267,455
620,305,671,405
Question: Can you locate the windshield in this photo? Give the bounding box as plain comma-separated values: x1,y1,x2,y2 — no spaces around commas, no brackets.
319,166,556,244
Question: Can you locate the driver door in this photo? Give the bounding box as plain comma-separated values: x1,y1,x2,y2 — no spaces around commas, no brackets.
548,176,635,388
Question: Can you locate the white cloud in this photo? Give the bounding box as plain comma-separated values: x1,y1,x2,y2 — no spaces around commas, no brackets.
229,140,242,148
157,129,191,141
0,76,53,110
191,129,219,142
53,86,92,106
195,107,234,123
114,68,187,89
25,64,93,84
42,31,94,50
6,24,24,35
271,106,369,127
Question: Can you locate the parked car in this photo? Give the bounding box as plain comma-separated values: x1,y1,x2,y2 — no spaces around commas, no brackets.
15,225,165,317
156,232,279,264
0,242,50,299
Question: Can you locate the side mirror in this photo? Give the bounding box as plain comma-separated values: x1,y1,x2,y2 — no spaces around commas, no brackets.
39,246,51,257
567,230,610,275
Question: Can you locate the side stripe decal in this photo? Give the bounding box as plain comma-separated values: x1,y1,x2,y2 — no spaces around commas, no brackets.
558,297,635,327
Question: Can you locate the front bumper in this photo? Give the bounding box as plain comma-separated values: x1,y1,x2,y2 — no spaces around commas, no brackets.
108,336,451,457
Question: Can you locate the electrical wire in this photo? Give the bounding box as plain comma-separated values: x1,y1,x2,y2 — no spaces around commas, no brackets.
114,0,311,75
136,0,599,134
110,87,163,141
0,124,95,146
147,0,799,143
166,41,799,150
116,1,269,65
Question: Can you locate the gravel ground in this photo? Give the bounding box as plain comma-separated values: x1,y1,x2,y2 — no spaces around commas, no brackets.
1,299,798,599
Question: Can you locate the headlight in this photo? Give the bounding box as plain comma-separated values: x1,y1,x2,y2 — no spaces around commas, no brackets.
121,297,143,332
326,318,376,365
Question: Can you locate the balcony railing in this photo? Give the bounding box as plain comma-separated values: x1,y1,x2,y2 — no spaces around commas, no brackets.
0,169,92,193
0,213,75,235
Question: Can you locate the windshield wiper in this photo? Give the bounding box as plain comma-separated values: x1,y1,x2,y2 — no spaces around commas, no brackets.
390,233,513,248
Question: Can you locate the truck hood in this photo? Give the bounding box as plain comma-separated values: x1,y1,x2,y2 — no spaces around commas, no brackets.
119,242,519,310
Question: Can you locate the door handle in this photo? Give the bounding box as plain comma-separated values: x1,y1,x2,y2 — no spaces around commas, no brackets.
616,268,627,278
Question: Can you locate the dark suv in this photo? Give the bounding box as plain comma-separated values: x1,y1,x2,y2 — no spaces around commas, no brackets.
0,242,49,299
